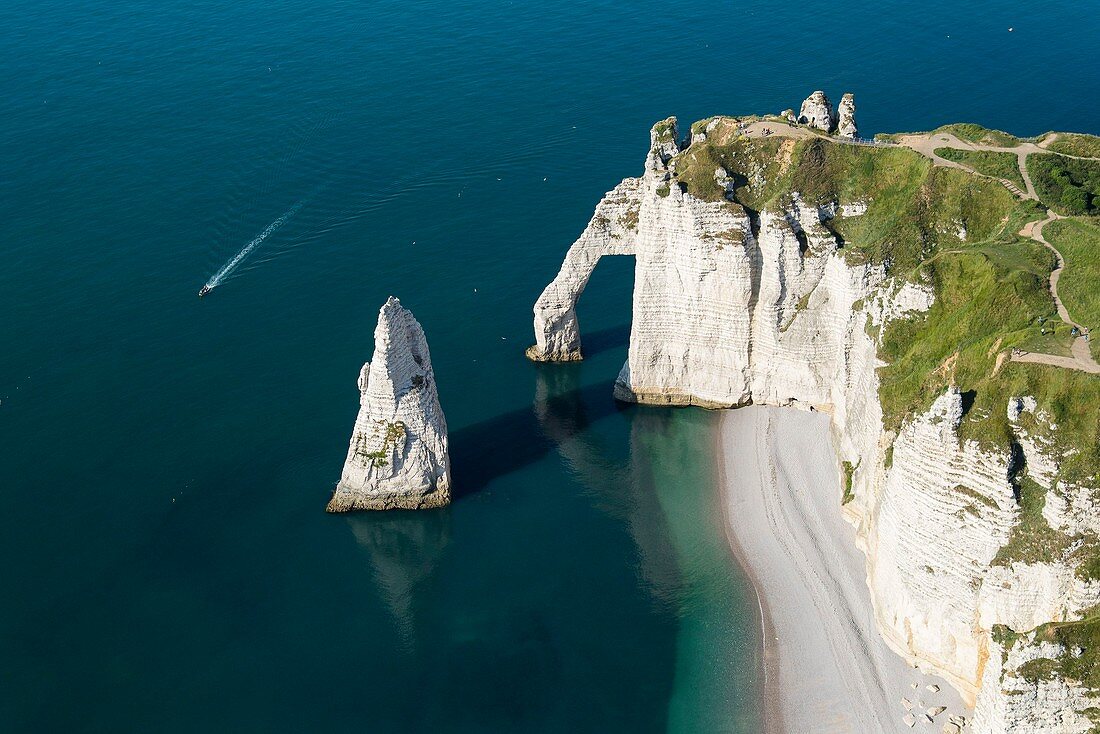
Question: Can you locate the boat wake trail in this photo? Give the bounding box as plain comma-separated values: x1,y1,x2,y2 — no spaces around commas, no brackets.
202,199,305,295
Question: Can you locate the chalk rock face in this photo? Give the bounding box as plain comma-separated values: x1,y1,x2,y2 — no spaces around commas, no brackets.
867,388,1017,694
646,116,681,174
972,635,1094,734
836,92,857,139
528,118,1100,731
328,297,450,512
615,190,856,409
798,90,835,132
526,178,642,361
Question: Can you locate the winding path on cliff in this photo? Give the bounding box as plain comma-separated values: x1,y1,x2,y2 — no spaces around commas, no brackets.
885,132,1098,372
891,132,1040,199
1012,210,1100,373
739,121,1099,373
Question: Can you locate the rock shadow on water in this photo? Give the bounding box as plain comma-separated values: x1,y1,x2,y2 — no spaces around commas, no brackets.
447,376,623,500
575,323,631,359
534,367,684,606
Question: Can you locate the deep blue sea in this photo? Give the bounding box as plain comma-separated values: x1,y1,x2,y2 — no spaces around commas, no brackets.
1,1,1097,731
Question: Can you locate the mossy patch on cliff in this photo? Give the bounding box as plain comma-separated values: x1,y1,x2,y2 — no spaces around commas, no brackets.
1026,610,1100,709
355,420,407,467
651,116,678,144
841,460,856,504
992,477,1074,567
991,612,1100,728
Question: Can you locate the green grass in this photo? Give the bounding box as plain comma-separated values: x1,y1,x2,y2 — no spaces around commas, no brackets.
1045,133,1100,159
1019,609,1100,727
874,214,1100,483
674,134,1016,272
1017,656,1059,683
652,116,678,144
674,135,786,204
1001,198,1049,236
933,123,1021,148
1028,154,1100,215
841,461,856,504
877,235,1046,436
669,119,1100,490
992,477,1072,566
934,147,1025,189
1044,218,1100,358
1013,322,1077,358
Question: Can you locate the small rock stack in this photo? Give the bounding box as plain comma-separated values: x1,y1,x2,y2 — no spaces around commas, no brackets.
796,90,857,139
836,93,858,139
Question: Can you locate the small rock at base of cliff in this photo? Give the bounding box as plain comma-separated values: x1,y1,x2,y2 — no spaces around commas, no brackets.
328,297,451,512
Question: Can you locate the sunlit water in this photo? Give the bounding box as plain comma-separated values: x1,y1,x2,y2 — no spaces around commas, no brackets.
1,0,1097,730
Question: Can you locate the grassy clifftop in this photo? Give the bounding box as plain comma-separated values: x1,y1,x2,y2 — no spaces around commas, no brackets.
674,125,1015,271
935,147,1026,188
662,117,1100,718
1044,218,1100,360
666,117,1099,500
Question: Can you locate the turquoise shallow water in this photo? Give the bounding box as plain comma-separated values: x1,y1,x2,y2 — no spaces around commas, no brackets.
1,0,1098,730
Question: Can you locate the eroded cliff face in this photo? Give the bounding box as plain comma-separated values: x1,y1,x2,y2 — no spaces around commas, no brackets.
972,633,1095,733
529,117,1100,730
866,388,1018,695
328,297,451,512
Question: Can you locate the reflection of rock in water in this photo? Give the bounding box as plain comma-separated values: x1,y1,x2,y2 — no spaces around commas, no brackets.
627,409,688,605
346,511,451,648
533,367,680,602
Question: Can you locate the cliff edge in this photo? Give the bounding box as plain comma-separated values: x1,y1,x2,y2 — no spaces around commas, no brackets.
528,109,1100,732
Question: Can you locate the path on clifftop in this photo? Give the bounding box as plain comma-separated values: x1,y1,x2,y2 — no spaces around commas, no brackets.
892,132,1040,199
739,122,1100,374
886,132,1098,372
1012,210,1100,373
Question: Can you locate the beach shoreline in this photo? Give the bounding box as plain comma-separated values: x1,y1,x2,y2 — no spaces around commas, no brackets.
715,423,784,734
716,405,970,733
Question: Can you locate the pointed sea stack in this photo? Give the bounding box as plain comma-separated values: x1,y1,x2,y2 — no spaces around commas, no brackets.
327,297,451,512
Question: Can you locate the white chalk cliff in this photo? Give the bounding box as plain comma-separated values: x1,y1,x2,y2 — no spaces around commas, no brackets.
529,117,1100,732
328,297,451,512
